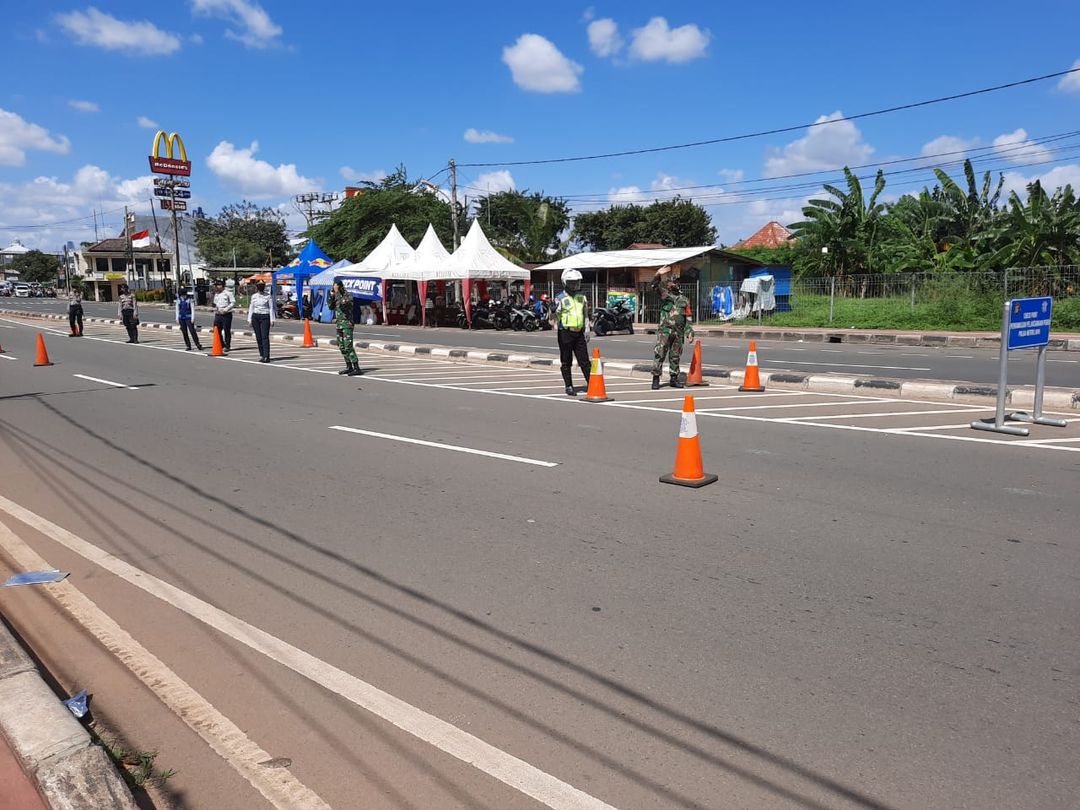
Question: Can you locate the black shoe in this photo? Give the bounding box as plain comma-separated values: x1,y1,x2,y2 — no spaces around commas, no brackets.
651,376,660,390
670,376,684,388
185,347,193,351
565,385,577,396
338,366,351,375
195,344,204,351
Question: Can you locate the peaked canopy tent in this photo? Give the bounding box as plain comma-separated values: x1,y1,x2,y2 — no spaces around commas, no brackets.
271,240,335,311
392,225,451,325
438,220,530,324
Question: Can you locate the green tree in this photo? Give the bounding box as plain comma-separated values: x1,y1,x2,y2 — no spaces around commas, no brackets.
790,168,887,276
728,243,798,266
9,250,59,283
988,181,1080,268
194,201,291,268
308,165,461,260
571,197,717,251
473,191,570,262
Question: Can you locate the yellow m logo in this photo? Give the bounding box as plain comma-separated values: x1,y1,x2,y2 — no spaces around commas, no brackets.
151,130,188,162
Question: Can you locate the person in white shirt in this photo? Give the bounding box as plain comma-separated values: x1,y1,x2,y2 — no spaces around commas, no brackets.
212,280,235,352
247,281,276,362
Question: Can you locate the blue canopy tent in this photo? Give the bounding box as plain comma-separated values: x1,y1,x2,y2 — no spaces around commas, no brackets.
309,265,384,323
271,240,334,316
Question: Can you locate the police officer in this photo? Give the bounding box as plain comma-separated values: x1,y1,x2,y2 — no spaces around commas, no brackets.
553,269,591,396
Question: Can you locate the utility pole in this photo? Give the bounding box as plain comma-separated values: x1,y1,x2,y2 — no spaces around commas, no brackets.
124,206,135,288
449,159,459,249
293,192,339,230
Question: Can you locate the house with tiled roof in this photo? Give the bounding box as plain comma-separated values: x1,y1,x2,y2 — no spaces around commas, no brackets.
75,236,173,302
732,221,794,250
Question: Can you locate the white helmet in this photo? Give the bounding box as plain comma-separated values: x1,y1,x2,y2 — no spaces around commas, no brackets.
560,269,583,283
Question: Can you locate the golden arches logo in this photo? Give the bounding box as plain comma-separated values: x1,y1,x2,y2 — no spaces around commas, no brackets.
148,130,191,176
151,130,187,162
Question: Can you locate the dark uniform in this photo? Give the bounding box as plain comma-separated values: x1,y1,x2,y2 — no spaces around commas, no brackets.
652,289,694,385
555,290,591,394
329,287,360,374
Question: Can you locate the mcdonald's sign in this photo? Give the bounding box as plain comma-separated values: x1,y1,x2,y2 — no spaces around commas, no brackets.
148,130,191,176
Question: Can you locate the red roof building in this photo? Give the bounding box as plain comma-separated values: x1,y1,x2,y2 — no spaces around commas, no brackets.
732,221,793,250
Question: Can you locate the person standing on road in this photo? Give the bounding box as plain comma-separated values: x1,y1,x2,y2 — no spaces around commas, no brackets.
175,289,203,351
67,288,84,337
329,279,361,376
118,284,139,343
247,281,276,363
650,270,694,390
212,280,235,353
553,269,591,397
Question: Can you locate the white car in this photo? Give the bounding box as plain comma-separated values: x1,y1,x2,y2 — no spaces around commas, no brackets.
13,283,30,297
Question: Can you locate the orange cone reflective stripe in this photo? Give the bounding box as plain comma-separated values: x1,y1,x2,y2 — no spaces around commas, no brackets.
582,347,613,402
738,340,765,392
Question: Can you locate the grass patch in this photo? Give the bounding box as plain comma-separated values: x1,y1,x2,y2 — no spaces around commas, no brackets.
99,738,177,789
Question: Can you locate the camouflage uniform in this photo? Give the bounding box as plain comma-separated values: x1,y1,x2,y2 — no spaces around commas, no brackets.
652,293,694,377
329,290,358,364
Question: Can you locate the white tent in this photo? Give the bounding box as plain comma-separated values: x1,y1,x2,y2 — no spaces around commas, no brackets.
438,220,529,281
538,246,716,272
392,225,452,325
351,223,415,275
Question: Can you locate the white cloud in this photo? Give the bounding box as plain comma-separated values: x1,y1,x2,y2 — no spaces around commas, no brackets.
207,140,318,199
0,165,156,249
920,135,979,159
470,170,516,196
55,7,181,55
464,128,514,144
0,108,71,167
1058,58,1080,93
992,128,1054,165
763,111,873,178
717,168,744,183
587,18,623,57
1000,163,1080,202
191,0,282,48
608,185,646,204
68,99,100,113
604,172,694,204
581,7,596,22
338,166,386,183
137,116,159,129
628,17,709,63
502,34,583,93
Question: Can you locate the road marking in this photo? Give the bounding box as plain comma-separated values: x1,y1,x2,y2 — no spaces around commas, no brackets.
782,407,985,421
0,354,16,360
328,425,558,467
699,399,886,412
0,496,614,810
1014,436,1080,444
1048,359,1079,364
766,360,932,371
0,516,331,810
498,342,553,349
72,373,139,390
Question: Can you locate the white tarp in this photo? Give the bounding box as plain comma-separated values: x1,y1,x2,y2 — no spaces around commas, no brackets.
741,274,775,312
350,223,415,275
438,220,529,280
537,246,715,271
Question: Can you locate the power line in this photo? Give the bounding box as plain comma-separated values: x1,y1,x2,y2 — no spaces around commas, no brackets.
458,66,1080,168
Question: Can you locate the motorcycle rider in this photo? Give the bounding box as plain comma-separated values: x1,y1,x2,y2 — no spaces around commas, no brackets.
553,269,591,396
651,269,694,390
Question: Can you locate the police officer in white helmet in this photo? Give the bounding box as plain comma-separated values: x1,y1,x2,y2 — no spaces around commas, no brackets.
553,269,591,396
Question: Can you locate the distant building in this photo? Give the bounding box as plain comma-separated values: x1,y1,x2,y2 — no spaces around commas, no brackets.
1,241,31,280
731,221,794,250
75,237,173,302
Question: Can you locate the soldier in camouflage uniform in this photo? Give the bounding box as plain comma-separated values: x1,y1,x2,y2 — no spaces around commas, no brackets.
651,278,694,389
329,280,362,376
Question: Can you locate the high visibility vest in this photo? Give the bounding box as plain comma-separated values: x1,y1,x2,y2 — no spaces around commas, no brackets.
558,295,586,330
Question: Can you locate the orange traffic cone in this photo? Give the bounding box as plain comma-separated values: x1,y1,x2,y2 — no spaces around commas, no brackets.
582,347,613,402
33,333,53,367
0,342,5,353
660,395,718,488
738,340,765,393
210,325,224,356
302,318,315,347
686,340,709,387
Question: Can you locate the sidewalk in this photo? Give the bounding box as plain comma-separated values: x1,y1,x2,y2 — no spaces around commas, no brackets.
0,730,47,810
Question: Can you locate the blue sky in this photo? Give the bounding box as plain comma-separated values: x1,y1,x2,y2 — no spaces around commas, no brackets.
3,0,1080,252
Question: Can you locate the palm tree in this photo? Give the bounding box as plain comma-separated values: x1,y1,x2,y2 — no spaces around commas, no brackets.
791,167,887,276
989,182,1080,269
931,159,1003,253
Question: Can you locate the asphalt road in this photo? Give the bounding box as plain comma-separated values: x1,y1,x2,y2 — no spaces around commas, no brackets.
6,297,1080,388
0,314,1078,809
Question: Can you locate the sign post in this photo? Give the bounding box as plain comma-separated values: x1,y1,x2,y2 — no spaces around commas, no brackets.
148,131,191,299
971,296,1064,435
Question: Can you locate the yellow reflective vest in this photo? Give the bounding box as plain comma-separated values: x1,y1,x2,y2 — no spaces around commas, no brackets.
558,294,586,330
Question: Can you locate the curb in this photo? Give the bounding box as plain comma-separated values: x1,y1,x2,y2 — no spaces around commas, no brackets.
0,618,135,809
4,309,1079,411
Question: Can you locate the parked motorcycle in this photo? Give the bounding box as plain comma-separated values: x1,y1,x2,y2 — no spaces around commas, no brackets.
458,300,506,329
277,299,299,319
592,300,635,336
510,302,539,331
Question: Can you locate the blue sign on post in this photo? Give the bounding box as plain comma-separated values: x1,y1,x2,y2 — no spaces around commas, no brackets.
1006,296,1052,350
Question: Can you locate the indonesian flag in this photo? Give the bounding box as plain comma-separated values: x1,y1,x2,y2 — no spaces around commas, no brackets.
130,229,151,248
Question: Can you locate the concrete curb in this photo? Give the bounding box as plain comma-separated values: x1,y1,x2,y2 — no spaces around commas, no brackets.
4,309,1079,411
0,619,135,809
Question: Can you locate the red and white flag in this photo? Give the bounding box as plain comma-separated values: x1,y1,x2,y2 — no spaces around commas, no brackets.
130,229,151,248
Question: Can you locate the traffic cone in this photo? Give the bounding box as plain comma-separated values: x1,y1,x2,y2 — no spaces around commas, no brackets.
0,342,5,353
582,347,613,403
686,340,709,387
302,318,315,348
210,325,224,356
33,333,53,367
660,395,718,488
738,340,766,393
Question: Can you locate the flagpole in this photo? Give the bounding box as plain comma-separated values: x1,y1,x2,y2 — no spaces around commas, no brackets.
124,205,135,291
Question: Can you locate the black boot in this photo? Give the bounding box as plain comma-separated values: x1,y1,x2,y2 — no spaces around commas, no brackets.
347,362,363,376
651,375,660,390
670,375,684,388
338,363,351,375
565,385,577,396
